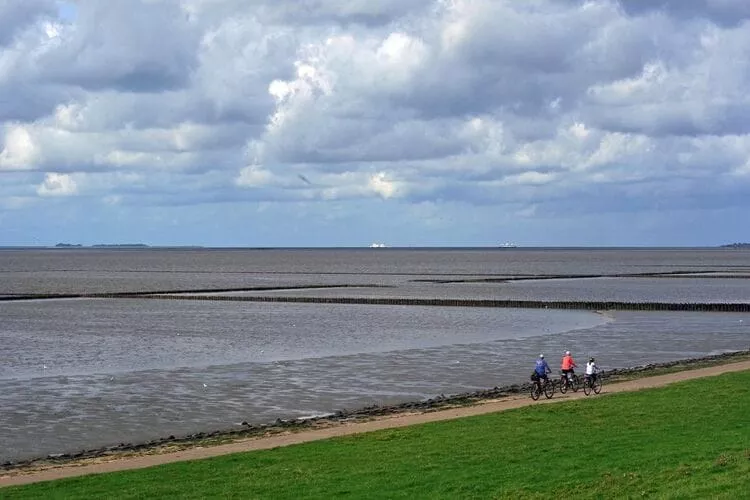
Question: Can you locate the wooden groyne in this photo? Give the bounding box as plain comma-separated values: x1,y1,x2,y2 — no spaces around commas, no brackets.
118,294,750,312
0,285,387,302
419,272,750,283
3,287,749,312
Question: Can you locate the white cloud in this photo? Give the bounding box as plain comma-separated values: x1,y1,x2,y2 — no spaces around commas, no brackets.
37,172,78,196
236,164,274,188
0,125,38,169
584,132,654,171
368,171,401,199
589,61,669,102
501,171,558,187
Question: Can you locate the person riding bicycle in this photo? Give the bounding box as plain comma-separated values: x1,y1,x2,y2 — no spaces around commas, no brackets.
532,354,552,390
585,357,599,383
561,350,577,382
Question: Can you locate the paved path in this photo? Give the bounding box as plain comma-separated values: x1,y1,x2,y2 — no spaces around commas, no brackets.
3,360,749,488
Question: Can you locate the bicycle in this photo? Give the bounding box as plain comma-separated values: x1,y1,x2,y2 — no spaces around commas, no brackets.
558,371,580,394
583,373,603,396
530,376,555,400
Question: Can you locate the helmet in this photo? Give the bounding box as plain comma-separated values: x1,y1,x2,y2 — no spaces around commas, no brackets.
589,357,595,362
539,354,544,359
565,351,571,355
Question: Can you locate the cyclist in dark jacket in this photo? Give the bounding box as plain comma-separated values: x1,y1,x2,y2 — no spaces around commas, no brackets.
532,354,552,389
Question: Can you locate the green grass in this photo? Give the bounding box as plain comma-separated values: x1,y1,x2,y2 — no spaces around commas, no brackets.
3,371,749,499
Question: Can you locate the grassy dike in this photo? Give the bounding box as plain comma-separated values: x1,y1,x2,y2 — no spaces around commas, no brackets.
3,370,749,499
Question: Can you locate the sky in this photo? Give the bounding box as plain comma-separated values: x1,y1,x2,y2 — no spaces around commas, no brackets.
1,0,750,247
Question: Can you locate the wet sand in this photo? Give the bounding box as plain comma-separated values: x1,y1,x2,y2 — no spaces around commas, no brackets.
3,358,749,488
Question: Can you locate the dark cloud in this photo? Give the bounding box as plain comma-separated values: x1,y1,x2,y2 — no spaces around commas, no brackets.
0,0,55,47
0,83,72,122
38,1,200,92
208,0,432,27
585,101,750,137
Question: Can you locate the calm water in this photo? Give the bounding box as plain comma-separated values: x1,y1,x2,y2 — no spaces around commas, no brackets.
1,248,749,462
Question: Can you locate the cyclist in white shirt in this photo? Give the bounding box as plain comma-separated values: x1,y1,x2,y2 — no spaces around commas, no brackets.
585,357,599,382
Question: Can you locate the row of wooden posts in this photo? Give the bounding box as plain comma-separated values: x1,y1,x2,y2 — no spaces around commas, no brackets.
116,293,750,312
3,291,750,312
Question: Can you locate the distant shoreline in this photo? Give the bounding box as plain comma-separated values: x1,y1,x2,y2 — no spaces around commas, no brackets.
47,244,206,249
55,243,151,248
0,243,750,252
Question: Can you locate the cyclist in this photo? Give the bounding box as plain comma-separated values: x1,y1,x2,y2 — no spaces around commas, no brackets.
561,350,577,383
585,357,599,384
533,354,552,390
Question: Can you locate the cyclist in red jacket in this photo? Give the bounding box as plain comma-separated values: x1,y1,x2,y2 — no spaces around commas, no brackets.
561,350,577,381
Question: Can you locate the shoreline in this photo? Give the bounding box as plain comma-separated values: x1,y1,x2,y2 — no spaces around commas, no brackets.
2,349,748,477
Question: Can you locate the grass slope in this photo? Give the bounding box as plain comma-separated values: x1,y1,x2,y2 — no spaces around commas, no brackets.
3,371,749,499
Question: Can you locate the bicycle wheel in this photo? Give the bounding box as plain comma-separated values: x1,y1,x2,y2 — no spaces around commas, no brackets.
583,377,592,396
559,375,568,394
593,376,603,394
571,374,580,393
531,383,541,401
544,380,554,399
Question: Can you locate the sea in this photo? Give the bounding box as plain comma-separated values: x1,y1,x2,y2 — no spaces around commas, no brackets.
1,247,749,462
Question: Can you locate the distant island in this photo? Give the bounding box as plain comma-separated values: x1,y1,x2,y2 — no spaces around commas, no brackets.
720,243,750,248
55,243,150,248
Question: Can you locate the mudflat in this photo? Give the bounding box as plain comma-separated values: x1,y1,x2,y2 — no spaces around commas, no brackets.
2,359,749,488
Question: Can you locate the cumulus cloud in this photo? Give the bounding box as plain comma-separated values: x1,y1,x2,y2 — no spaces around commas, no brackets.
368,172,401,199
0,124,39,169
1,0,750,246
